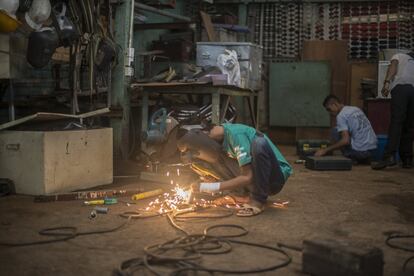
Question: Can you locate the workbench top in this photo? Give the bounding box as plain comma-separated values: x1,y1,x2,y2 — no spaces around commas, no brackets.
130,81,256,93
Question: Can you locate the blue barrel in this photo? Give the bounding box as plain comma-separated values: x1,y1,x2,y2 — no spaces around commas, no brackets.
372,135,399,161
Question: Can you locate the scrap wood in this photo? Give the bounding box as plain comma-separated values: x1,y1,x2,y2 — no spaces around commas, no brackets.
0,108,111,130
200,11,216,42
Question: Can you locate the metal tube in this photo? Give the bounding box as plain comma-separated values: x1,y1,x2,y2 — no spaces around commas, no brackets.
134,2,191,22
8,80,15,121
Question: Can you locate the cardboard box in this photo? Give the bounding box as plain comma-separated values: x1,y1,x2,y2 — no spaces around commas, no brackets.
0,128,113,195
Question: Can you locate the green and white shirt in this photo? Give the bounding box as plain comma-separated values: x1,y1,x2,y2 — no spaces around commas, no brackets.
221,123,292,181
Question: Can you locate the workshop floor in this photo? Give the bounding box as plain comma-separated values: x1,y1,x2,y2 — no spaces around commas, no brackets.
1,146,413,276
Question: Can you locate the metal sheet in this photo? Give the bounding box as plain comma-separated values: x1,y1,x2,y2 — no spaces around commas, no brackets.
0,108,110,130
196,42,263,90
269,62,331,127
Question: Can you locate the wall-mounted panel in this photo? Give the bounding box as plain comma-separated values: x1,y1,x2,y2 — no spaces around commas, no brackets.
269,62,331,127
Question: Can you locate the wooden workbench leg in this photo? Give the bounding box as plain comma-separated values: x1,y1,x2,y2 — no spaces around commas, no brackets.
212,92,220,125
247,95,257,129
141,90,149,151
220,95,231,123
255,93,260,130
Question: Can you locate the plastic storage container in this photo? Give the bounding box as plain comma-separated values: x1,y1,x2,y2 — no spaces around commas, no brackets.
372,135,399,161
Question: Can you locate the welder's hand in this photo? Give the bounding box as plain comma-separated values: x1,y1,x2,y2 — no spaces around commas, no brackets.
199,182,221,193
314,149,327,157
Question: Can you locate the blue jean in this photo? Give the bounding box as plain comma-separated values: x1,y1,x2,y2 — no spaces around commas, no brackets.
332,128,373,162
249,136,285,203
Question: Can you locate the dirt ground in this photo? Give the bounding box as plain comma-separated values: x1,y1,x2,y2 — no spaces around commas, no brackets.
1,146,414,276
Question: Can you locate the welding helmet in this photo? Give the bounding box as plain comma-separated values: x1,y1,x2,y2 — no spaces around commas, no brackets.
27,27,58,68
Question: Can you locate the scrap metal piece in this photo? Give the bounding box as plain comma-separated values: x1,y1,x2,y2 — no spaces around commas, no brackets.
34,188,143,202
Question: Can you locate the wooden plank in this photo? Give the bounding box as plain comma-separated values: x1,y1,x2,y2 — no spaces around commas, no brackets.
348,62,377,109
302,40,349,104
200,11,216,42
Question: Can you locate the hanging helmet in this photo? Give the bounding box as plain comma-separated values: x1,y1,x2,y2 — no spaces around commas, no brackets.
27,27,58,68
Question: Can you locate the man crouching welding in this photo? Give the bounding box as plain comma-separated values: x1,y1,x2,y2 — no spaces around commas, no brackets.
178,123,292,217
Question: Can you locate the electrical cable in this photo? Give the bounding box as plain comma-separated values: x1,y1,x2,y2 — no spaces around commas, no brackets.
115,207,292,275
167,213,189,236
385,233,414,272
173,206,233,222
277,242,304,252
0,217,131,247
1,204,292,274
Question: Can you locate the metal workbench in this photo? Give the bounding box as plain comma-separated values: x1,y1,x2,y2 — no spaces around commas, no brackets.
131,82,260,142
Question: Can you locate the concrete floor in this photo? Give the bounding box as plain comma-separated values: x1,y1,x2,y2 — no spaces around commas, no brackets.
1,146,414,276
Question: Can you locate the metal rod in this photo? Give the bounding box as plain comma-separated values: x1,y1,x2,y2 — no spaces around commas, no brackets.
134,2,191,22
129,0,134,49
8,79,15,121
259,4,264,47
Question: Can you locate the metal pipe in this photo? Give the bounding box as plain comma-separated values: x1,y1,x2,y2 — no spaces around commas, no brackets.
128,0,134,48
134,2,191,22
8,79,15,121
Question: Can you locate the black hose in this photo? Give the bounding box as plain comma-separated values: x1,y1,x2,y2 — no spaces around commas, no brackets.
385,233,414,272
0,206,293,275
116,208,292,275
0,217,130,247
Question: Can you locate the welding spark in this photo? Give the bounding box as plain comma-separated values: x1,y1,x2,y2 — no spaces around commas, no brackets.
142,166,215,214
174,186,189,201
144,184,193,214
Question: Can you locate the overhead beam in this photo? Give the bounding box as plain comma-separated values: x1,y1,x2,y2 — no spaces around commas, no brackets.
214,0,389,3
134,22,195,30
135,2,191,22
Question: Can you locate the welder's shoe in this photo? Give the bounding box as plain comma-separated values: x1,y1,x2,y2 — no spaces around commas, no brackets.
236,204,264,217
371,156,397,170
